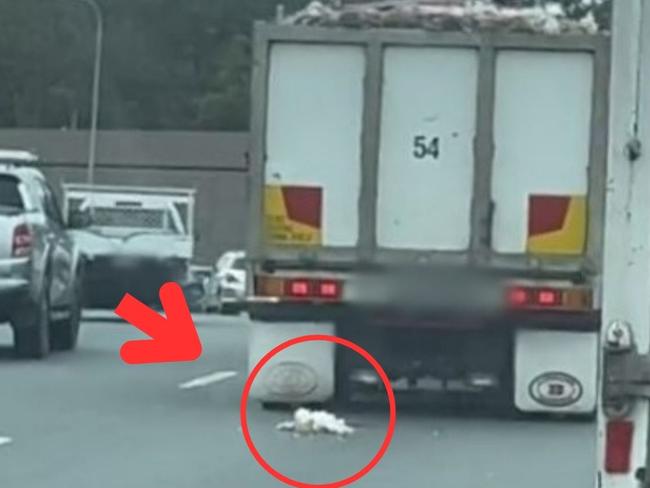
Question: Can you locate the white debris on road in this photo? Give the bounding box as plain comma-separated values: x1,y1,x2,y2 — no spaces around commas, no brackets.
178,371,238,390
579,11,599,34
0,437,12,447
276,408,355,436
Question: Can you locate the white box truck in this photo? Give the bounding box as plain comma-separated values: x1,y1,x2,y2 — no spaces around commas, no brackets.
245,4,609,415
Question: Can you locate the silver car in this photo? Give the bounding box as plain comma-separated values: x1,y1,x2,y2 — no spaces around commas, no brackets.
205,250,246,314
0,151,84,358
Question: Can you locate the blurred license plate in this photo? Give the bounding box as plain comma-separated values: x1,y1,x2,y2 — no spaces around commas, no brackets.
346,270,504,311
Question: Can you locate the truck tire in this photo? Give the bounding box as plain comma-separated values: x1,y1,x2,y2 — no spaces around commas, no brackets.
13,289,50,359
50,280,82,351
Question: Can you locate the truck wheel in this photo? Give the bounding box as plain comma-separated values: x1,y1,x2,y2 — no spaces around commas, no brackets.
13,289,50,359
50,282,82,351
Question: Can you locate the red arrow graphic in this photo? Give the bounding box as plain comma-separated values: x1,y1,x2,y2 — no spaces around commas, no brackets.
115,282,202,365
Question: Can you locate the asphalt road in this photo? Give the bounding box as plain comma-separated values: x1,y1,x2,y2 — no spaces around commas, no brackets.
0,313,597,488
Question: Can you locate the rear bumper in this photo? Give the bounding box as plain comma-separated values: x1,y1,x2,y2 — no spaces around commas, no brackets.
0,283,29,320
83,255,188,308
0,257,30,281
220,286,246,304
0,258,32,320
0,279,29,293
246,317,599,414
221,285,245,299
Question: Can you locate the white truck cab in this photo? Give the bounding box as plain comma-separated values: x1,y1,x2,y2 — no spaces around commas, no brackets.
598,0,650,486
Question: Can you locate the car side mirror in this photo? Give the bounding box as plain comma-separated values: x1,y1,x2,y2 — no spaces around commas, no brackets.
68,209,92,229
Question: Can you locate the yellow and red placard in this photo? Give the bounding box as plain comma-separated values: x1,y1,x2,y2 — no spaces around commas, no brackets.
264,185,322,246
527,194,587,255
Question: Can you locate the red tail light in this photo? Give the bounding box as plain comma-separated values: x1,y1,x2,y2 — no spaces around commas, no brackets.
318,281,342,299
507,287,530,307
605,420,634,474
12,224,33,257
537,289,561,307
506,285,592,312
287,279,310,297
257,275,344,302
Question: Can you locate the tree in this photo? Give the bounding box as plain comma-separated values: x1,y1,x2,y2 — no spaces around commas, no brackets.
0,0,611,131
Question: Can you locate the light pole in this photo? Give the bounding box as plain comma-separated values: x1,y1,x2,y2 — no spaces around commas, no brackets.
73,0,103,185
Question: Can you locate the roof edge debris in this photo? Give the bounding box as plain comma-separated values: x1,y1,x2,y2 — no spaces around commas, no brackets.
281,0,604,35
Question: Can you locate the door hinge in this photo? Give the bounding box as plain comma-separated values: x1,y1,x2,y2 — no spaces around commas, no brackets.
603,320,650,417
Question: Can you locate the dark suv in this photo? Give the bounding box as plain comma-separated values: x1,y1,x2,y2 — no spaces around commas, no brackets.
0,151,83,358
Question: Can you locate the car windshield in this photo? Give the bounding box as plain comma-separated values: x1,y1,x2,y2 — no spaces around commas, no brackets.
0,175,24,211
231,257,246,271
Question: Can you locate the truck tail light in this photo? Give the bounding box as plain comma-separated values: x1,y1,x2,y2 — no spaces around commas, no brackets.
286,279,310,297
318,281,342,299
12,223,33,257
506,285,592,312
256,275,343,302
537,289,562,306
605,420,634,474
507,287,530,307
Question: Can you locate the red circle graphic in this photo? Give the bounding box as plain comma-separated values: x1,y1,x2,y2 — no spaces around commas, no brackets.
240,334,396,488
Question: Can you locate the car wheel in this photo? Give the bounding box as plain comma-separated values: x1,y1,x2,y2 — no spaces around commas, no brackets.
221,303,240,316
50,280,82,351
185,283,207,314
13,288,51,359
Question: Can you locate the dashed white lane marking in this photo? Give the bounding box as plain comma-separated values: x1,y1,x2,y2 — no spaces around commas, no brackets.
179,371,238,390
0,437,12,447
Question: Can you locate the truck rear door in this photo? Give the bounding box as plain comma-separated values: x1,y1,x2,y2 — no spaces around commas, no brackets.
264,43,365,248
491,50,594,256
376,46,477,251
253,28,607,271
